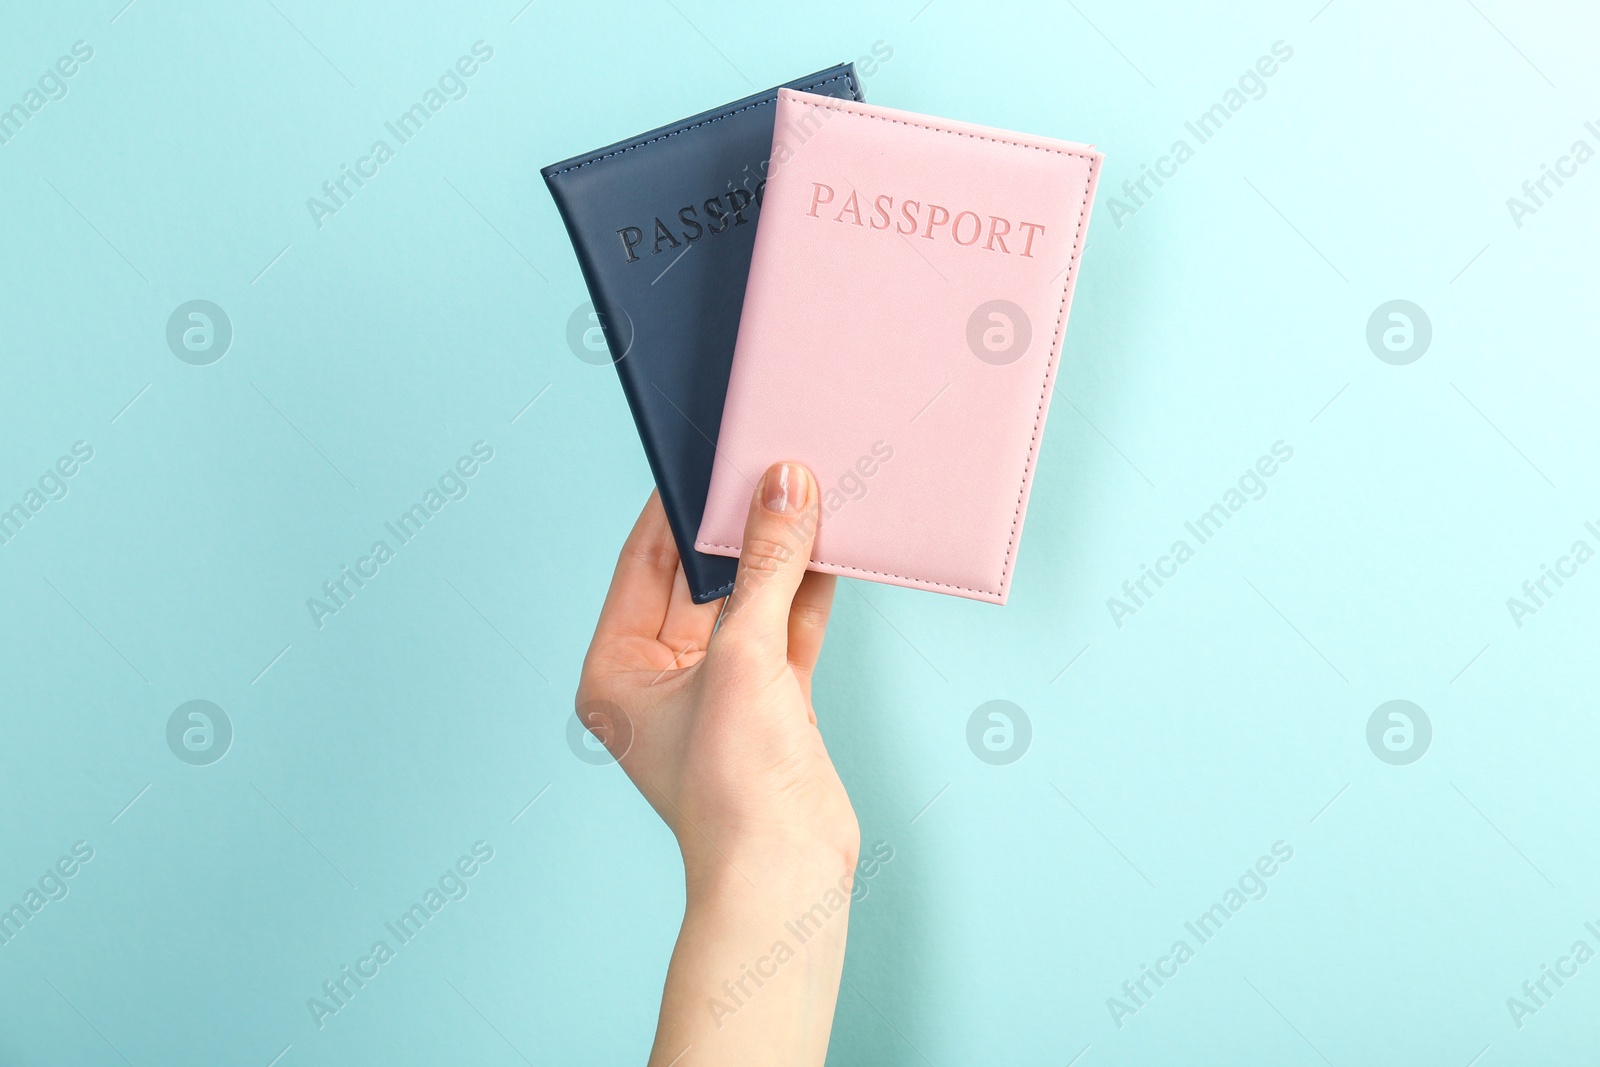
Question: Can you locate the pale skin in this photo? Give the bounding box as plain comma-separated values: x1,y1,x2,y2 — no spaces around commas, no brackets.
576,462,858,1066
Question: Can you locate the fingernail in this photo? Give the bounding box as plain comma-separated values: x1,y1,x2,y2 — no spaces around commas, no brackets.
764,463,807,513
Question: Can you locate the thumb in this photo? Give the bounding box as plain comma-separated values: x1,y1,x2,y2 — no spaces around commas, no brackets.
719,462,819,648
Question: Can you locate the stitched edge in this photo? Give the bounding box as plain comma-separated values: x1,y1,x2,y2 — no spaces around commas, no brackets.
695,541,1003,599
1000,143,1098,594
792,93,1100,163
545,70,860,177
724,95,1100,599
694,578,735,602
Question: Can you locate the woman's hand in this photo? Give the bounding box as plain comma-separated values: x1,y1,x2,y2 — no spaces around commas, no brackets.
576,462,858,1066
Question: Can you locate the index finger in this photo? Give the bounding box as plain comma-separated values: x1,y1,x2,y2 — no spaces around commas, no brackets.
592,490,679,644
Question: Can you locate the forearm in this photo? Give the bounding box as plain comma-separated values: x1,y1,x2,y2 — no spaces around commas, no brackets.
648,857,854,1066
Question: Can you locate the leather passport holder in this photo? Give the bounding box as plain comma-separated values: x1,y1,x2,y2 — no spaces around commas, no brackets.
543,65,864,604
695,89,1102,604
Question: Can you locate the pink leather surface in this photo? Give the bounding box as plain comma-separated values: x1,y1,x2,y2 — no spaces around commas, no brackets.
695,89,1102,604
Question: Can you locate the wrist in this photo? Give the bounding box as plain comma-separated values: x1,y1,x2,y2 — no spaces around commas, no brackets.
653,838,855,1066
683,831,859,917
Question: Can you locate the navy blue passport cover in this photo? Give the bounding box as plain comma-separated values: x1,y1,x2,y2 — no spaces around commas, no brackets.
542,64,863,603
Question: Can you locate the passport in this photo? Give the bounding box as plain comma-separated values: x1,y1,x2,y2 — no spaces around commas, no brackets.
696,89,1103,604
542,66,864,603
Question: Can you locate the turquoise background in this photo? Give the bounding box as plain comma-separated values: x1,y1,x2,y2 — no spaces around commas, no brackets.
2,0,1596,1063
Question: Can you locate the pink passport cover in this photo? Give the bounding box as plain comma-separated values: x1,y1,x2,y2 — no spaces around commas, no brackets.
695,89,1102,604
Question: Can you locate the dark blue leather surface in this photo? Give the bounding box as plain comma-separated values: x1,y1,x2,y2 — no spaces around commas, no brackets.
542,64,863,603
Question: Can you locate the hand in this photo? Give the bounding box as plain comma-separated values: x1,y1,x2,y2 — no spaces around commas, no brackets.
576,462,859,1065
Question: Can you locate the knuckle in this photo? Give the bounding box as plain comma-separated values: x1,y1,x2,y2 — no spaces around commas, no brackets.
622,540,677,574
740,536,795,571
738,555,782,584
789,602,831,631
840,830,862,872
